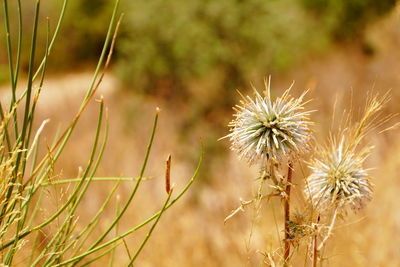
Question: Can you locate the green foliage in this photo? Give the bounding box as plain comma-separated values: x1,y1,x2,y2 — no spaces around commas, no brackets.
0,0,396,94
116,0,327,95
302,0,397,39
116,0,396,98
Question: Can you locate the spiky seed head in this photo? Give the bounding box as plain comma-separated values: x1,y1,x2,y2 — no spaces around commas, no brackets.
225,79,313,165
305,138,373,213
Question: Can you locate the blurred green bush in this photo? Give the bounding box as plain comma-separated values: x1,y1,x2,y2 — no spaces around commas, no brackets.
0,0,396,92
301,0,396,39
116,0,327,97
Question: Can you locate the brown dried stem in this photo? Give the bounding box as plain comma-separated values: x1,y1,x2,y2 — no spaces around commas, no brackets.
284,161,293,266
312,217,319,267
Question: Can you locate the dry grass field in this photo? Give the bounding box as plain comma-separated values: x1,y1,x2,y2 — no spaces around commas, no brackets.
1,2,400,267
21,9,400,265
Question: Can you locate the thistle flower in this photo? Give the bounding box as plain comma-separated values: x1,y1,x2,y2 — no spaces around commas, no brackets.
225,80,313,165
305,138,373,213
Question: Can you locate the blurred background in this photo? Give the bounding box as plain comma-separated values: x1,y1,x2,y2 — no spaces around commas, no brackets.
1,0,400,266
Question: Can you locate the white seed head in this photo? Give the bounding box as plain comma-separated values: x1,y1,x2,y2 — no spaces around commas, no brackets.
225,80,313,165
305,139,373,213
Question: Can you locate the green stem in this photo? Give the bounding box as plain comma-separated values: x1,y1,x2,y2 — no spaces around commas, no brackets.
70,182,120,256
128,190,173,264
58,145,203,266
13,0,22,88
81,242,122,267
32,0,69,81
2,0,18,135
58,191,173,267
2,2,40,262
83,111,159,255
40,177,152,186
33,100,105,265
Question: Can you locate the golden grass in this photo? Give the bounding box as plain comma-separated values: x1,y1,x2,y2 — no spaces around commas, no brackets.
5,5,400,266
27,63,399,266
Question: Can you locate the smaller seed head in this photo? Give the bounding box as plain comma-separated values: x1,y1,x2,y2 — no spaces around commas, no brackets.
305,138,373,213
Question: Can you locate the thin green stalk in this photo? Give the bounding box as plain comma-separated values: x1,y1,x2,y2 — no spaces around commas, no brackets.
0,5,122,250
3,124,54,233
0,102,13,152
25,17,51,161
79,105,109,180
2,0,18,135
0,132,6,163
29,124,60,188
57,191,174,267
27,230,40,266
26,183,44,229
56,146,203,266
41,182,120,264
0,168,96,251
19,0,40,151
16,23,51,233
11,169,42,259
41,176,152,186
43,217,77,267
0,136,194,253
13,0,22,87
70,182,120,256
122,239,133,263
45,103,109,265
108,194,121,267
45,216,79,267
81,242,122,267
26,87,97,188
1,0,40,229
83,110,159,256
29,125,41,174
15,0,67,109
82,0,120,101
32,0,69,81
32,100,106,265
129,189,174,265
23,4,121,189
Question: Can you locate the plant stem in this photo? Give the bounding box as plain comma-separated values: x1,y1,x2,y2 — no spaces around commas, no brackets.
284,161,293,266
312,223,318,267
128,189,173,265
317,208,338,251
